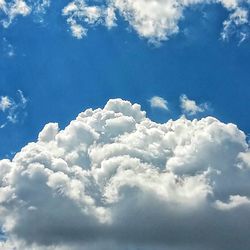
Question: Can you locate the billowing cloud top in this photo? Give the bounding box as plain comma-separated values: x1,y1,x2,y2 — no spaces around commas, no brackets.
0,0,249,43
0,98,250,250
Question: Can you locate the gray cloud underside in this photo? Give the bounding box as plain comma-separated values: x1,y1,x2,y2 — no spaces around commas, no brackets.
0,99,250,250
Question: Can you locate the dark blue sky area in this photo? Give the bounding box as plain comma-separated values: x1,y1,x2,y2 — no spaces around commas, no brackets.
0,3,249,158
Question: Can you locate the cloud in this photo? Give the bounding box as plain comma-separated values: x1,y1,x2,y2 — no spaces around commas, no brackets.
237,150,250,169
62,0,116,39
0,90,28,128
0,0,50,28
0,99,250,250
62,0,99,39
180,94,208,115
214,195,250,210
0,96,12,112
17,89,28,106
0,0,249,43
62,0,250,43
149,96,168,110
0,0,31,28
221,6,249,42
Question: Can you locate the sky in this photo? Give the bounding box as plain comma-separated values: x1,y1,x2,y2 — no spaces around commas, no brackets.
0,0,250,249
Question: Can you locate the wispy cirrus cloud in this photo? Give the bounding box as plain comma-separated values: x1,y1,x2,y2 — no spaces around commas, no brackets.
0,90,28,128
180,94,209,115
0,0,50,28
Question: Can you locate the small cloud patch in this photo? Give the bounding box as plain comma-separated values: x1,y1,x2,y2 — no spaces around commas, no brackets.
149,96,168,111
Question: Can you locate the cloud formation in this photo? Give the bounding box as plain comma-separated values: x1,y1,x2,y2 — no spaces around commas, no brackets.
62,0,250,43
0,98,250,250
0,0,249,43
149,96,168,110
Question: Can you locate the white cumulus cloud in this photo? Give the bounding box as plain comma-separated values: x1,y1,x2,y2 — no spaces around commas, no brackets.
180,94,208,115
0,98,250,250
149,96,168,110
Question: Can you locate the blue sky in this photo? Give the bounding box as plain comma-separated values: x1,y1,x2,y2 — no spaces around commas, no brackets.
1,1,250,249
0,2,249,158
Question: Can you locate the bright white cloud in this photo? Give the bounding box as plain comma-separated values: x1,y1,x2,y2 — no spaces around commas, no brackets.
0,0,31,28
180,94,208,115
149,96,168,110
0,0,249,43
110,0,181,43
61,0,250,43
0,99,250,250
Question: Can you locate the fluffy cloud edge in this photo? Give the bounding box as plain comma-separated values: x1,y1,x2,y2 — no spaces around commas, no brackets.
149,96,169,110
0,98,250,250
180,94,209,115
